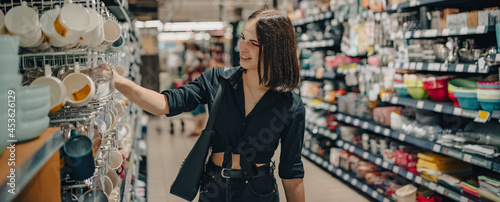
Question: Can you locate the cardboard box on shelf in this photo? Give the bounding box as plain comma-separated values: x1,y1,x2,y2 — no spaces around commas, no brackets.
467,10,478,27
440,8,460,29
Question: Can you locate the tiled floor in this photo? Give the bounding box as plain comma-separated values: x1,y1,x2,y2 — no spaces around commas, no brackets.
146,114,370,202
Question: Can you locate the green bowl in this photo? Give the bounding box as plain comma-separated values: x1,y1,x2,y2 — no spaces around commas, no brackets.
407,87,429,99
449,78,477,93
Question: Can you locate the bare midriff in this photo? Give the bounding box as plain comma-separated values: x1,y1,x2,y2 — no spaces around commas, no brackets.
211,152,266,170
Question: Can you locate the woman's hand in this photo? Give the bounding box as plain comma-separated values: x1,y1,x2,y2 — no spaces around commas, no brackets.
92,63,121,85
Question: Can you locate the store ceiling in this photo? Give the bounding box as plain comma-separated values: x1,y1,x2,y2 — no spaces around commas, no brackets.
128,0,274,22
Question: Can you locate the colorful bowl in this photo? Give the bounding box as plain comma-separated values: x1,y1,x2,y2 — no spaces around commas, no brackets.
422,76,452,102
454,91,480,110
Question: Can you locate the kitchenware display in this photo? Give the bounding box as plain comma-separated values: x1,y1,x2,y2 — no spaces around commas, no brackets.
449,78,480,110
4,1,43,47
79,8,104,48
422,76,453,102
404,74,429,99
64,132,95,181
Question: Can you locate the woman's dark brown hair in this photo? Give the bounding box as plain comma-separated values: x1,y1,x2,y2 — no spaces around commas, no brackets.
248,9,300,93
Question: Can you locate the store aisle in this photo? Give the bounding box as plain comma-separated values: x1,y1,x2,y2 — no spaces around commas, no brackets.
146,115,369,202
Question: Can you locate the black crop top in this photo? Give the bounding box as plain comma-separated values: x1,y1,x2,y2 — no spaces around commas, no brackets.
161,66,305,179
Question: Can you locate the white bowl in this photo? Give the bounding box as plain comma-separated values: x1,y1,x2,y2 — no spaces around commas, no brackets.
16,116,50,143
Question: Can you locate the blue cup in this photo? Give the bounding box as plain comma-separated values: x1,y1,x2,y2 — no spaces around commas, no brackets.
63,132,95,181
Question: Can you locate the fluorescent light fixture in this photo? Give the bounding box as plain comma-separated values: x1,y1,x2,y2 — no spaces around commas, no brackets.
163,21,224,31
158,32,194,41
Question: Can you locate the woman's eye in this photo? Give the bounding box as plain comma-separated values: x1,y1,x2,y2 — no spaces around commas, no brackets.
252,42,259,46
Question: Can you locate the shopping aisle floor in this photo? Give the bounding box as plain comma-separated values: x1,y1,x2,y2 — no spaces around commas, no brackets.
146,114,369,202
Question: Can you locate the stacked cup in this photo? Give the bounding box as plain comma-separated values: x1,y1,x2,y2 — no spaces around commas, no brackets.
4,1,45,48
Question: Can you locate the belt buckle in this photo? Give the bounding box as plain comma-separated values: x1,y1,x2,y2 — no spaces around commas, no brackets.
221,168,231,179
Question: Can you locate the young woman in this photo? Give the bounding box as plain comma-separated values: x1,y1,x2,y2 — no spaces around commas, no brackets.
101,9,305,202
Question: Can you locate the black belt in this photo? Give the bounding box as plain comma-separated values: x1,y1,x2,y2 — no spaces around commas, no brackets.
207,161,274,179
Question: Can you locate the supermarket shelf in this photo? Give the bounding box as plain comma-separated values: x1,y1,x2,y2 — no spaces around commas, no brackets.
336,140,477,202
305,122,339,141
297,39,335,49
101,0,132,23
293,11,334,26
389,97,500,122
386,0,448,11
301,149,393,202
388,61,490,74
334,112,500,173
302,97,338,112
0,128,63,202
300,69,336,80
389,26,494,40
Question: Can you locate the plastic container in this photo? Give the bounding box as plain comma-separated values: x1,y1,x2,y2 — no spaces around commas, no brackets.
454,91,480,110
394,82,410,97
478,99,500,112
422,76,452,102
404,74,428,99
447,82,460,106
395,184,417,202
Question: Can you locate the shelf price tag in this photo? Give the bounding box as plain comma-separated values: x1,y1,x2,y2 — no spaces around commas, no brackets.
476,25,486,33
416,62,424,70
414,31,421,38
429,182,437,190
405,31,412,38
343,174,349,181
456,64,465,72
409,62,416,70
375,158,382,165
399,134,406,141
463,154,472,163
336,169,342,176
403,62,410,69
363,152,369,159
417,101,425,109
345,116,352,123
460,196,468,202
433,144,442,153
382,161,390,169
374,126,382,133
406,172,414,179
392,166,400,174
468,65,477,73
437,186,445,194
474,110,491,123
351,178,358,185
414,176,423,184
391,3,397,10
383,129,391,136
409,0,418,7
440,64,448,72
442,28,450,36
391,96,399,104
328,165,334,171
371,191,379,198
362,185,369,192
349,145,355,153
344,144,350,150
353,119,360,126
460,27,468,35
337,114,344,120
453,108,463,115
434,104,443,112
362,122,369,129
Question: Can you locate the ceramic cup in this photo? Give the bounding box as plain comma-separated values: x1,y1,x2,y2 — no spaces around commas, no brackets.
4,1,42,47
30,64,67,114
63,62,96,107
107,150,123,170
64,134,95,181
40,5,78,48
106,165,120,189
55,0,90,44
91,175,113,196
79,8,104,48
78,189,108,202
96,19,120,51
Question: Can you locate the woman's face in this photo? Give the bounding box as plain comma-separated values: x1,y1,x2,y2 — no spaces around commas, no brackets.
238,19,262,71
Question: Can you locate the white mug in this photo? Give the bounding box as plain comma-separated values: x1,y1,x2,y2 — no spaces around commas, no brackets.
55,0,91,44
63,62,96,107
80,8,104,48
96,19,120,51
4,1,42,47
30,64,67,114
40,5,77,48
